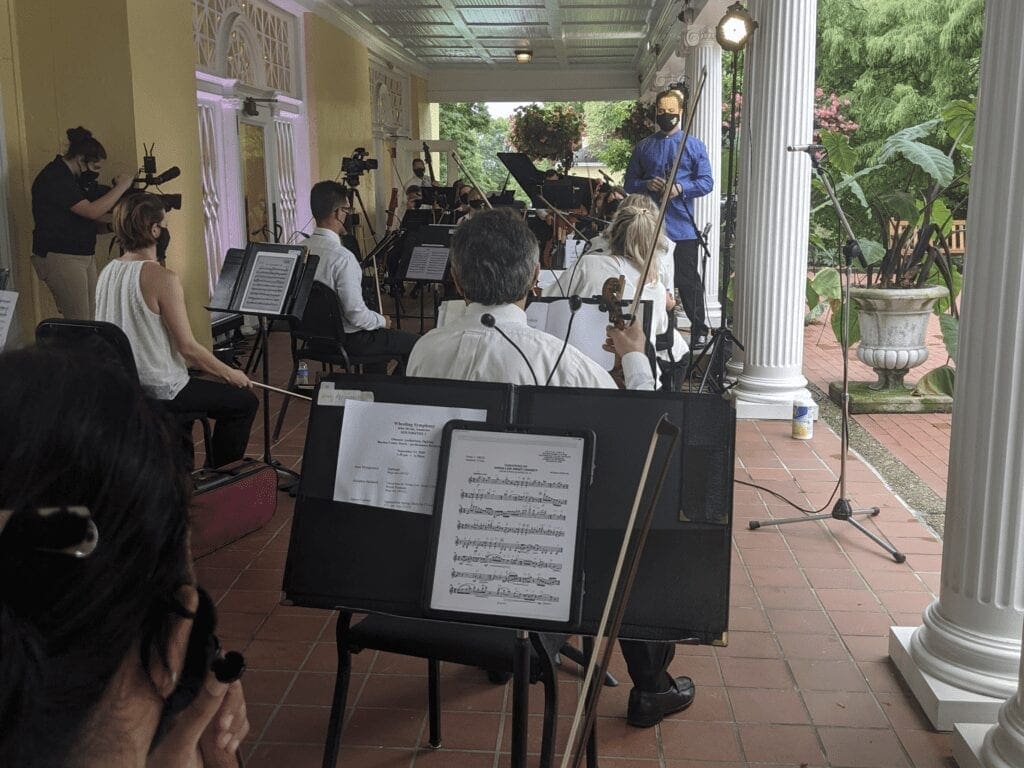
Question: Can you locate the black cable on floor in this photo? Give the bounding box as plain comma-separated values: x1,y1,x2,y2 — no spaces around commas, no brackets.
734,477,841,515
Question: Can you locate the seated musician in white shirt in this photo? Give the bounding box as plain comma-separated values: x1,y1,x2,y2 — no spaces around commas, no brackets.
407,208,695,728
300,181,418,372
408,207,653,390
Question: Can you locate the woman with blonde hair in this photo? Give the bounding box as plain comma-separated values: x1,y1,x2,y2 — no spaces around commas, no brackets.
544,194,686,362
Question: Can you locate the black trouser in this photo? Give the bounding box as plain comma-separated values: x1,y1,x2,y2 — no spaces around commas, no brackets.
344,327,419,374
673,239,707,339
620,639,676,692
166,377,258,468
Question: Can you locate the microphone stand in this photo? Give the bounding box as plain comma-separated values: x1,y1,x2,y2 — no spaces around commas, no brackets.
747,150,905,563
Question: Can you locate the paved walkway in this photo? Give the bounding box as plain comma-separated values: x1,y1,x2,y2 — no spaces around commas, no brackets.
190,322,958,767
802,309,953,503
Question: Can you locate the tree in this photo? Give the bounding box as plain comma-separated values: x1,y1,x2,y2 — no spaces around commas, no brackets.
816,0,983,154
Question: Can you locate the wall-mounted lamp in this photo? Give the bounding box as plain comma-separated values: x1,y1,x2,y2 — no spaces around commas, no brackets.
242,97,278,117
514,49,533,63
716,2,758,51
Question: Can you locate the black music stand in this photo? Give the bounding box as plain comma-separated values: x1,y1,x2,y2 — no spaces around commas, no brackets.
207,241,316,490
284,376,735,768
393,224,455,332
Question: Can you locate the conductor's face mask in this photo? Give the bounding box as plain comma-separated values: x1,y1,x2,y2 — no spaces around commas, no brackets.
656,97,682,133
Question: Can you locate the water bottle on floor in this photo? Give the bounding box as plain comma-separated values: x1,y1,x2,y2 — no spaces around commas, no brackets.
296,361,309,387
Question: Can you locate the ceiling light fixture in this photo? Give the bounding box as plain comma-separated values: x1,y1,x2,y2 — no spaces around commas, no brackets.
514,49,533,63
715,2,758,51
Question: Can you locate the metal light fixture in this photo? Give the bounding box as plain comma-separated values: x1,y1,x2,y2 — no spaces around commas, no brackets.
514,49,533,63
242,97,277,116
716,2,758,51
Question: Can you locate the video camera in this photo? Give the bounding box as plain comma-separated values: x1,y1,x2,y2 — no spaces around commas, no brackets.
130,144,182,210
340,147,377,186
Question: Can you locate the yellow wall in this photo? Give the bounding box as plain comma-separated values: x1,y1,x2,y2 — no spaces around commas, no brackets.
304,14,376,220
0,0,209,346
125,0,209,341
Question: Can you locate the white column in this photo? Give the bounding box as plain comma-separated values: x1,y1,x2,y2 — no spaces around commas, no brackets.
728,0,815,419
888,0,1024,737
684,25,723,329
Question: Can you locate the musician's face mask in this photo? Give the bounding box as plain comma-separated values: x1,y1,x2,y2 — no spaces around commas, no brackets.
155,222,171,262
413,166,425,178
469,199,484,209
460,193,470,204
656,97,682,133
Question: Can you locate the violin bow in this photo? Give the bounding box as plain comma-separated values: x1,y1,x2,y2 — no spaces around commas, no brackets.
450,149,494,209
628,67,709,323
559,414,682,768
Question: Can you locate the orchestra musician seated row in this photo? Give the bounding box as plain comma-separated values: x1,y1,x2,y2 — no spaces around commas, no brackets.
406,209,696,727
300,181,418,373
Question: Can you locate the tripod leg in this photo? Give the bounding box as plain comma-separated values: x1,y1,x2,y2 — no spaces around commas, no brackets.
846,517,906,563
749,511,835,529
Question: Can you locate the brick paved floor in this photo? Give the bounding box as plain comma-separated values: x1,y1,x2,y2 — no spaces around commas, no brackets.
802,306,953,501
189,322,955,768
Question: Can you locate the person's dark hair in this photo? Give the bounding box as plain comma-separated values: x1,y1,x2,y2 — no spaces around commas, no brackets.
310,180,348,222
543,169,561,181
451,208,538,305
0,344,191,765
406,185,421,195
112,193,166,252
63,126,107,163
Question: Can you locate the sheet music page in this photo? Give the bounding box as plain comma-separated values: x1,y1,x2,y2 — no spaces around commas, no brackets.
537,269,566,293
563,303,615,369
238,249,300,314
406,244,449,281
429,429,585,623
0,290,17,350
334,400,487,514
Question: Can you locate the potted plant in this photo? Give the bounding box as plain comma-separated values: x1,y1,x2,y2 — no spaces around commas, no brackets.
807,100,973,405
508,103,585,172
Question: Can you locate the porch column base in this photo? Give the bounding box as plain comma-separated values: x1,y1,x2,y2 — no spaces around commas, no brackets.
890,626,1005,731
954,723,990,768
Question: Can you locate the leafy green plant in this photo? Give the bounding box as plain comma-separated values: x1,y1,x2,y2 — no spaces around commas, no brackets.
508,104,585,172
806,100,974,349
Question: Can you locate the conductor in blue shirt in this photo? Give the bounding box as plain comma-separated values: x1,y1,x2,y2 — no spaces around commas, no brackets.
625,89,713,346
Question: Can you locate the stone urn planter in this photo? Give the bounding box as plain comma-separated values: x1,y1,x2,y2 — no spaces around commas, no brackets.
850,285,949,390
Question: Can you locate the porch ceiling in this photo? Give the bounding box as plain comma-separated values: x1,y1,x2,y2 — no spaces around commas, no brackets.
310,0,688,101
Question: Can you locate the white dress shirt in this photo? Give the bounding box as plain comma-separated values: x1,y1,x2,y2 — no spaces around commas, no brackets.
300,227,385,334
407,302,655,390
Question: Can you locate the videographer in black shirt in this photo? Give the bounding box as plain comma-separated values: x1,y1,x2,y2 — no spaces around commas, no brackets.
30,126,133,319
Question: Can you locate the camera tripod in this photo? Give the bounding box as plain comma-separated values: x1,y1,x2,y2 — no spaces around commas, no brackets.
747,149,904,563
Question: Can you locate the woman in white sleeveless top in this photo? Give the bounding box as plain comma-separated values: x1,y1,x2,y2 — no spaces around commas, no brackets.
546,195,687,363
96,193,257,468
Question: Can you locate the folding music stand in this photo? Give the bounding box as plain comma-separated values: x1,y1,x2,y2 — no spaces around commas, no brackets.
393,223,456,332
284,375,735,768
207,242,317,490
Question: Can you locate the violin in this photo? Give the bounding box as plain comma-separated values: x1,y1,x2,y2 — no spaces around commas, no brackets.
601,275,627,389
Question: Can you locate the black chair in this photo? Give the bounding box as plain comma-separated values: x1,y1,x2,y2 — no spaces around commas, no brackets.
272,281,401,440
35,319,214,467
322,611,564,768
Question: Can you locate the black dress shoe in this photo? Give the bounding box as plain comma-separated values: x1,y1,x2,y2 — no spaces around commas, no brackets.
626,676,695,728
